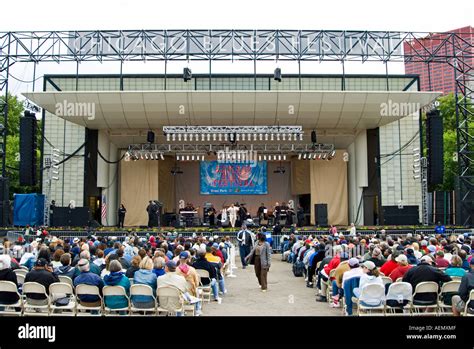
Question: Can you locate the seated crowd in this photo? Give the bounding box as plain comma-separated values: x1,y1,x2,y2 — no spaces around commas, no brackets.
282,230,474,315
0,233,234,315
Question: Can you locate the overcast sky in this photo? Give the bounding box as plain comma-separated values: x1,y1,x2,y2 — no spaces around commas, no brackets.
1,0,472,31
2,0,472,95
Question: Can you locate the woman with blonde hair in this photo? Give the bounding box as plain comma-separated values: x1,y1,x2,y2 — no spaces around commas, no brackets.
132,256,157,309
445,255,467,278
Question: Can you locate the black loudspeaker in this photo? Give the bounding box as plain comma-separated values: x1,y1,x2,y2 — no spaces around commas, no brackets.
314,203,328,226
311,130,317,143
0,200,9,227
274,68,282,82
183,67,192,82
382,205,419,225
51,207,90,227
147,131,155,143
426,110,443,186
20,111,37,186
0,177,9,201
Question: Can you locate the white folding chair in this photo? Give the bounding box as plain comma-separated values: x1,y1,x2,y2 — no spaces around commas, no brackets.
129,278,134,285
157,286,184,316
411,281,439,315
395,277,403,283
381,276,393,286
20,266,29,271
49,282,76,316
22,282,50,316
14,269,27,278
0,281,23,316
196,269,212,303
357,283,386,316
130,284,156,316
75,284,102,316
326,269,336,303
437,281,461,316
102,285,130,316
58,276,74,290
385,282,413,315
463,290,474,317
16,274,25,288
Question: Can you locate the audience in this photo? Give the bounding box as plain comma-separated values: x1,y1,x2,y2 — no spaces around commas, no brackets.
103,260,131,310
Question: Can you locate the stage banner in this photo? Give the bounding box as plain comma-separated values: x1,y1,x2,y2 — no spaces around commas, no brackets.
200,161,268,195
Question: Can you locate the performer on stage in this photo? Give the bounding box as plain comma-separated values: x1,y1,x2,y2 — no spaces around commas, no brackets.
207,204,217,226
146,200,158,228
273,202,281,222
227,203,240,228
238,203,249,227
257,202,267,224
184,202,195,211
219,205,229,227
118,204,127,228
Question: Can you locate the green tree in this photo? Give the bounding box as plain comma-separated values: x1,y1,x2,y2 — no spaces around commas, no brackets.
428,93,474,191
1,93,42,198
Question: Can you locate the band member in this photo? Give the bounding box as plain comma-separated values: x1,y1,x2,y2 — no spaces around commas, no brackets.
118,204,127,228
238,203,249,226
219,206,229,227
184,202,195,211
207,205,217,226
257,203,267,224
273,202,281,222
146,200,158,228
227,203,240,228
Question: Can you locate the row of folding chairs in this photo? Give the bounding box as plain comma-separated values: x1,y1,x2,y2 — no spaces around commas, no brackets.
0,281,197,316
350,281,474,316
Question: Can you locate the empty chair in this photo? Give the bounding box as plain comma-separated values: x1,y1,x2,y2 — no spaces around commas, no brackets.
130,284,156,315
411,281,439,315
463,290,474,316
75,284,102,316
385,282,413,315
49,282,76,316
157,286,184,316
438,280,461,316
103,286,130,316
58,276,74,290
22,282,50,316
0,281,23,316
196,269,212,303
356,283,386,316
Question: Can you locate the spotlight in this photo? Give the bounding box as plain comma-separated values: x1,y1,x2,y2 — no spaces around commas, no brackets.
224,133,228,142
183,67,192,82
213,134,216,141
283,155,287,161
276,134,280,141
254,134,257,141
298,153,302,160
184,134,187,142
191,155,195,161
282,134,286,141
259,134,263,141
236,134,240,141
172,134,176,141
190,134,194,141
299,134,303,141
274,67,282,82
202,134,205,141
186,155,190,161
176,155,180,161
201,155,205,161
178,134,182,141
160,153,164,160
311,130,317,144
166,133,170,141
147,131,155,143
265,134,268,141
263,155,267,161
271,134,274,141
258,155,262,161
140,153,144,160
303,153,307,159
218,134,222,141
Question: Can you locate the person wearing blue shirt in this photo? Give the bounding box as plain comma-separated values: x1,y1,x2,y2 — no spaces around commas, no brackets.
435,221,446,235
73,259,104,304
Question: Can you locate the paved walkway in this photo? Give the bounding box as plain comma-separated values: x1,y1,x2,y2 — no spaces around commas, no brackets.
203,254,340,316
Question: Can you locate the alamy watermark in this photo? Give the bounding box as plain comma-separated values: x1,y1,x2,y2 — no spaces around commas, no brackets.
55,100,95,120
216,146,258,167
18,324,56,342
380,99,420,119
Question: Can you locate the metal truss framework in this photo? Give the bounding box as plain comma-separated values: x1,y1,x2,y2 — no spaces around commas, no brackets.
0,29,473,224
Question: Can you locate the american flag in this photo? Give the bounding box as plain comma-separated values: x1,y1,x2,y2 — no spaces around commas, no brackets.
101,194,107,222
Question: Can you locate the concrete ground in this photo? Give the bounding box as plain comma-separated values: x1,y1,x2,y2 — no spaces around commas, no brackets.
203,254,340,316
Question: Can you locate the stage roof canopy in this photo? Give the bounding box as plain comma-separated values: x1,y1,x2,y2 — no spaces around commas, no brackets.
23,90,441,148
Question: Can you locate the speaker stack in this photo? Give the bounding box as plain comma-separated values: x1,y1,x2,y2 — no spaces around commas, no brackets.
20,111,38,186
0,177,9,226
426,109,444,187
314,203,328,227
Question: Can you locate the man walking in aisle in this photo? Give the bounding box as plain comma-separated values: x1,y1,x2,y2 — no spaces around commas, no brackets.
237,223,254,269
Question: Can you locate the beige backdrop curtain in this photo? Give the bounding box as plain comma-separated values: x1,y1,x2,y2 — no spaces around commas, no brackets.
310,150,348,225
120,160,159,226
291,158,310,195
158,156,176,213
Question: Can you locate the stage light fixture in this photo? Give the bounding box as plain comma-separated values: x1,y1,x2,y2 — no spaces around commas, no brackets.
282,134,286,141
283,155,287,161
191,155,195,161
206,134,210,141
186,155,190,161
258,155,262,161
202,134,205,141
140,153,144,160
166,133,170,141
178,134,182,141
274,67,282,82
172,134,176,141
299,134,303,141
253,134,257,141
278,154,281,161
276,134,280,141
298,153,302,160
263,155,267,161
224,133,228,142
303,154,307,159
259,134,263,141
189,134,193,141
265,134,268,141
213,134,216,141
183,67,192,82
236,134,240,141
160,153,164,160
184,134,188,142
311,130,317,143
271,134,274,141
218,134,222,141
